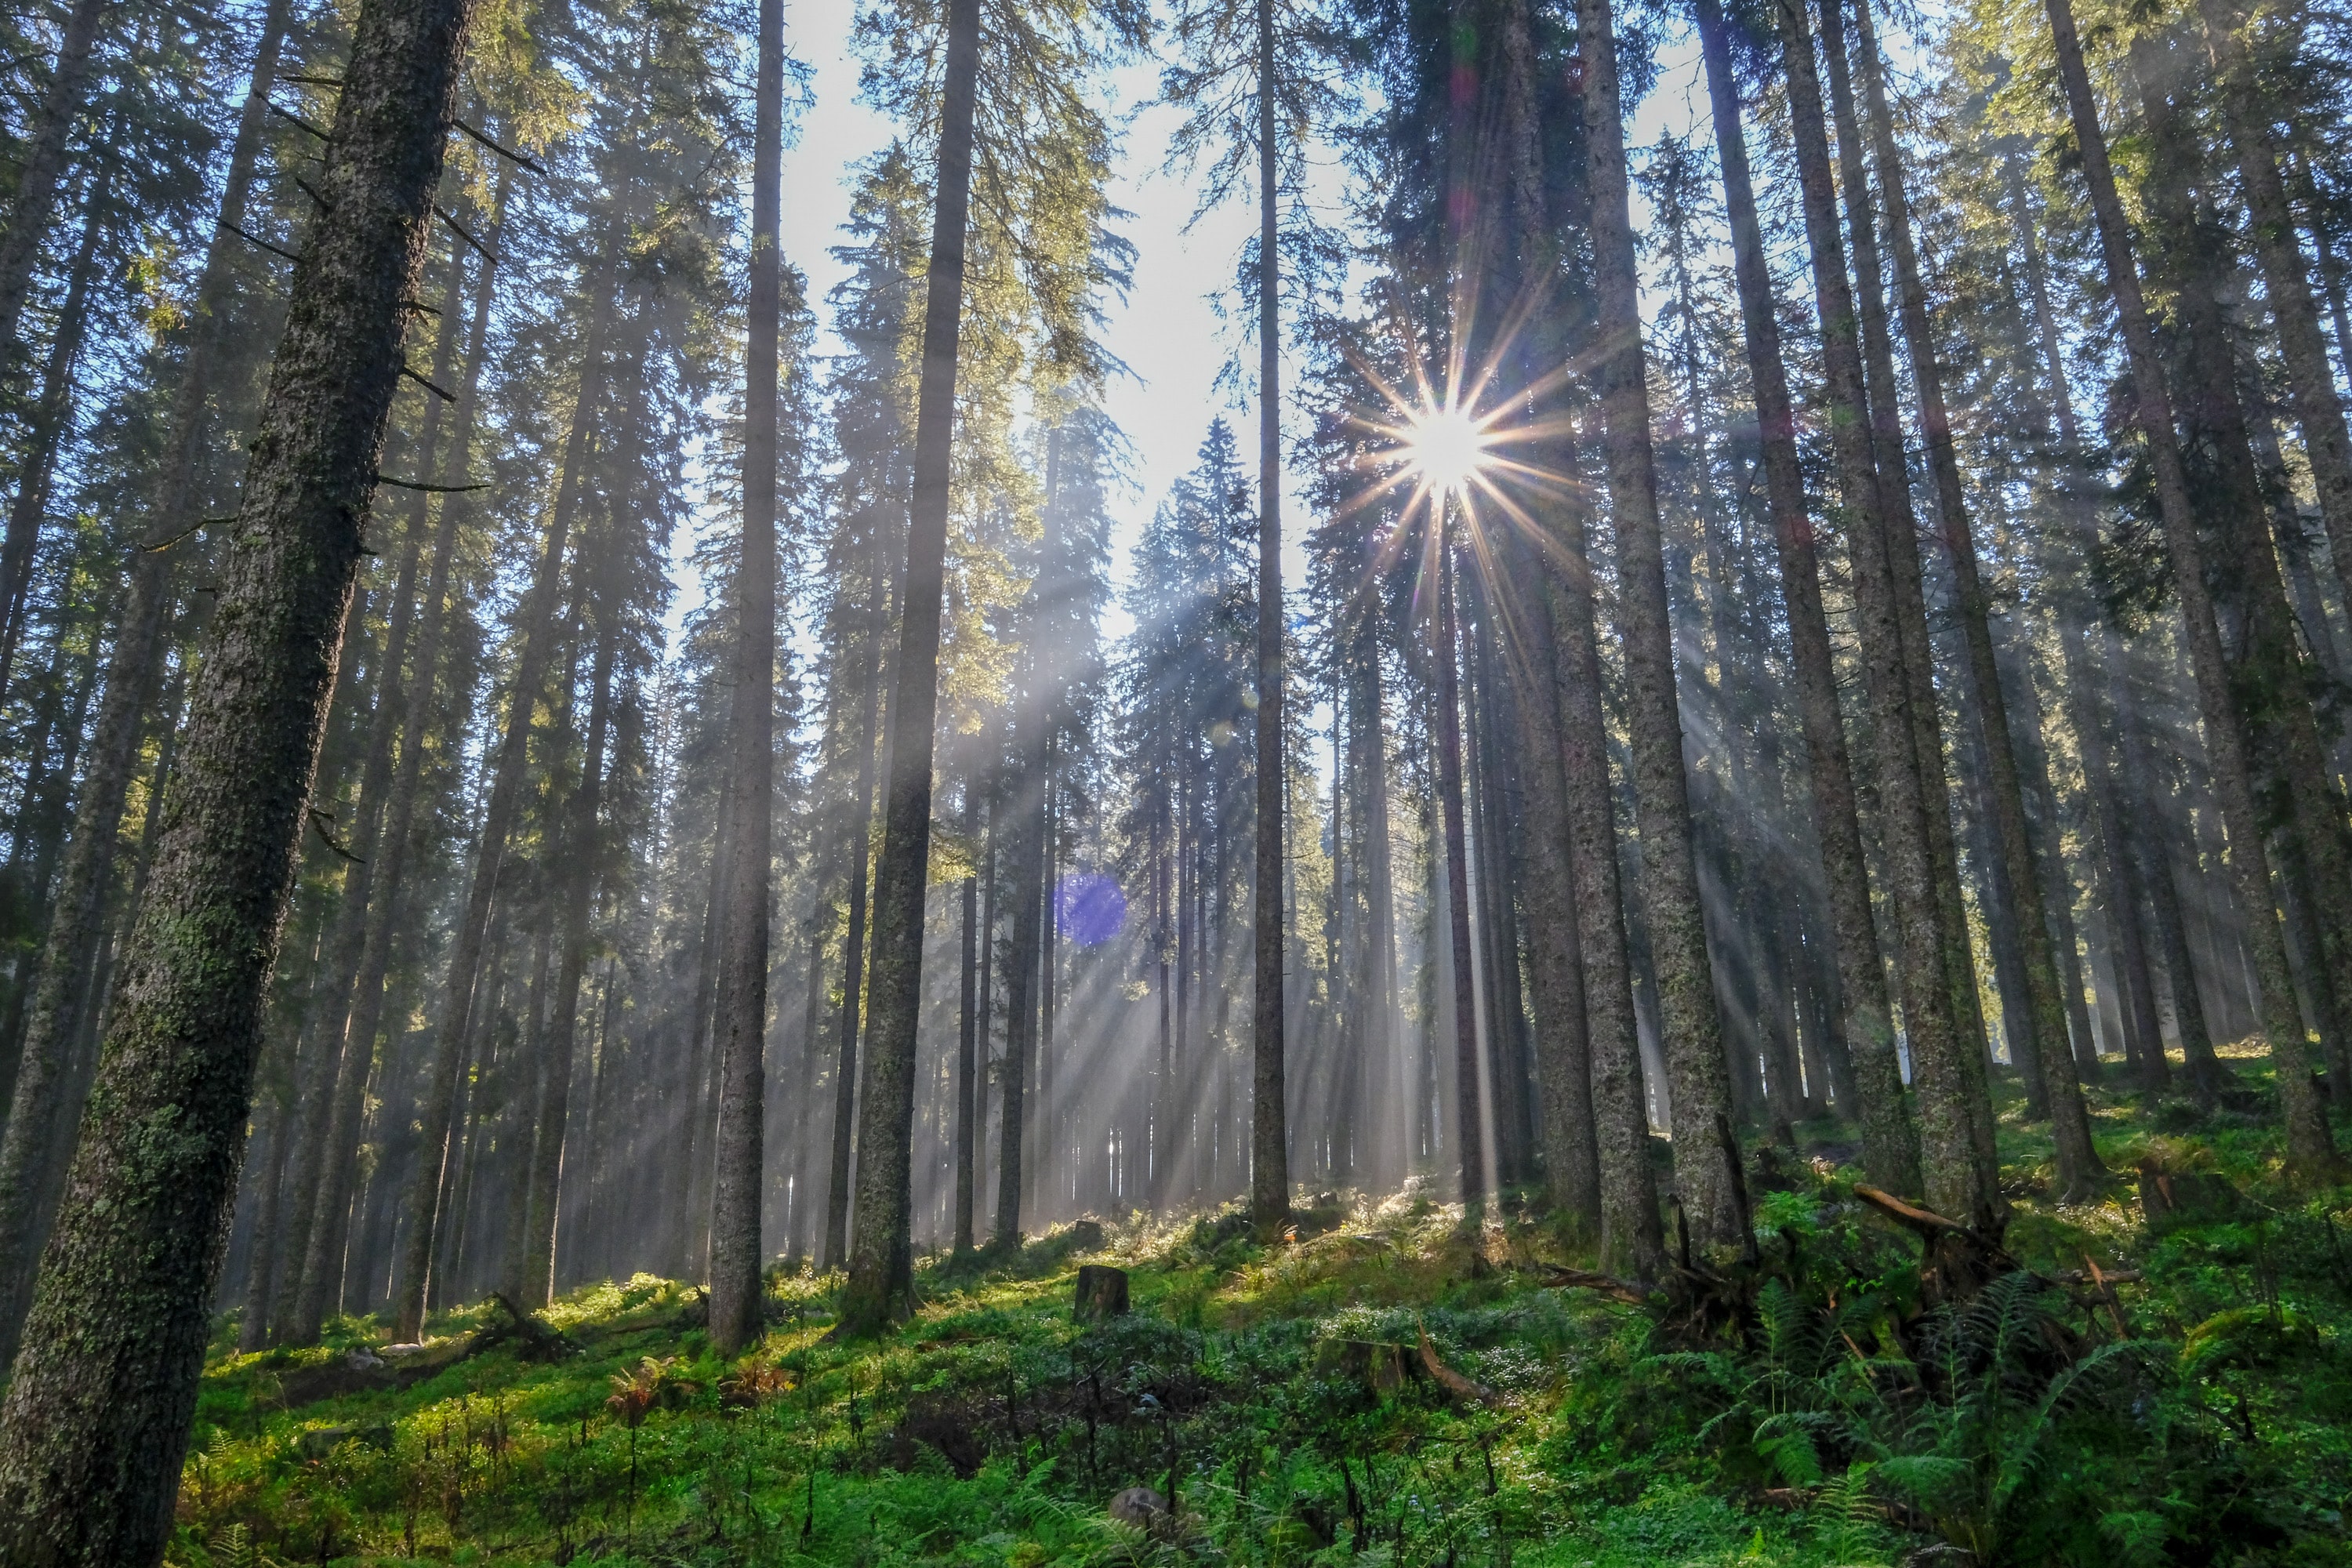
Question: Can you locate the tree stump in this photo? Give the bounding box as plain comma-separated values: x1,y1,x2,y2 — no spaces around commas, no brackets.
1074,1265,1129,1321
1312,1338,1411,1396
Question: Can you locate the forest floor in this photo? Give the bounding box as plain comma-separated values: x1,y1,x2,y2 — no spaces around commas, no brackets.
173,1045,2352,1568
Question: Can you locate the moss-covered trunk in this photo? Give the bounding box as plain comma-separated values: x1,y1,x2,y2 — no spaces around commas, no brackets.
0,0,478,1546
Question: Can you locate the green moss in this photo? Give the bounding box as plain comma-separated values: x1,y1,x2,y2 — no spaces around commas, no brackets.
170,1098,2352,1566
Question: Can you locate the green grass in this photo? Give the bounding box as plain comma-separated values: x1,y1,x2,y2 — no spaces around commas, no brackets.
172,1069,2352,1566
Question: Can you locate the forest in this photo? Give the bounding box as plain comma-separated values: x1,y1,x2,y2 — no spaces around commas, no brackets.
2,0,2351,1551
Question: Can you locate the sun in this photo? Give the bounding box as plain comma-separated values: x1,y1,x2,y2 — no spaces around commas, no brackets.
1403,404,1493,499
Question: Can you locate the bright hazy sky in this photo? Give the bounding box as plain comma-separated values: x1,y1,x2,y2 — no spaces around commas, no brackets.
760,0,1787,643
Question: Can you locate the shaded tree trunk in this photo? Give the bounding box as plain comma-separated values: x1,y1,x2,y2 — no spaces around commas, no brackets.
707,0,782,1351
385,239,609,1342
286,169,510,1347
839,0,981,1333
1580,0,1737,1247
520,629,615,1308
1248,0,1289,1243
1432,543,1484,1220
0,0,478,1544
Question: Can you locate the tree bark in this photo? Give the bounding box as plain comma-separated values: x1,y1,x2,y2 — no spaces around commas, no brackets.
953,788,979,1254
1432,543,1485,1221
1579,0,1737,1247
1693,0,1917,1195
2042,0,2335,1171
1248,0,1290,1242
0,0,477,1544
996,748,1044,1247
708,0,782,1352
822,551,883,1271
1548,502,1666,1281
838,0,980,1333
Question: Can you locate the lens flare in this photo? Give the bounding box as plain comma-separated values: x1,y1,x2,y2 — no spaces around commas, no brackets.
1404,404,1491,497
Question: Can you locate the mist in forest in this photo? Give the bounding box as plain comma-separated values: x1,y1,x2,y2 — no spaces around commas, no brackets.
2,0,2352,1540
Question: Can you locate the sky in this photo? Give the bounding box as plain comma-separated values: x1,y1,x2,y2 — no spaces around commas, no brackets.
752,0,1831,654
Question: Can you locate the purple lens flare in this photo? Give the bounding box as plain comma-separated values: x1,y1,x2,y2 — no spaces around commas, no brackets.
1054,873,1126,947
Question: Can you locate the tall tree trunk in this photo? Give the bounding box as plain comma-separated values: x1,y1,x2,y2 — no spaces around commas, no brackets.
1580,0,1737,1244
1693,0,1916,1194
953,788,979,1254
996,753,1044,1246
822,559,882,1271
1548,507,1666,1279
1432,542,1484,1221
0,0,116,375
384,241,606,1341
0,8,308,1353
1816,0,1996,1193
2042,0,2335,1171
838,0,980,1332
1248,0,1290,1243
708,0,782,1351
1501,532,1600,1225
1775,0,1988,1221
1848,0,2100,1189
0,0,477,1541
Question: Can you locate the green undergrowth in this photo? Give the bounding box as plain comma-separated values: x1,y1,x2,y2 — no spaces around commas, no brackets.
173,1074,2352,1566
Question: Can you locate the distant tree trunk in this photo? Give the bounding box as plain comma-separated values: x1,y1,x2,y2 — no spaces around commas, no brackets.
233,1024,299,1352
2043,0,2335,1171
383,245,604,1342
1581,0,1736,1246
822,562,882,1272
1693,0,1916,1196
1432,543,1485,1221
839,0,980,1333
953,789,979,1254
1847,0,2100,1190
0,179,106,711
1775,0,1988,1222
2206,0,2352,616
519,629,615,1308
708,0,782,1352
0,0,116,375
1501,530,1600,1226
0,0,477,1541
996,762,1044,1246
278,179,502,1343
1247,0,1290,1243
269,229,466,1345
